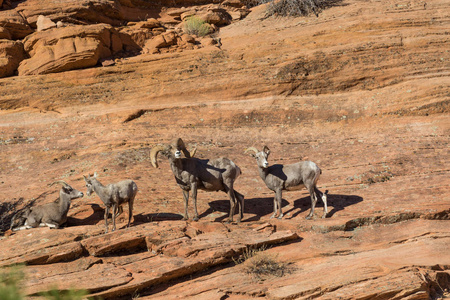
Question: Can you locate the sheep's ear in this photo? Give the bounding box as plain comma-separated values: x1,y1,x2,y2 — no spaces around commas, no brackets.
263,146,270,155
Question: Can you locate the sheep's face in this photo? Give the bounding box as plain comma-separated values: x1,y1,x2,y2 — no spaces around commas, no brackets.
254,147,270,169
163,145,182,159
83,176,95,196
63,185,84,200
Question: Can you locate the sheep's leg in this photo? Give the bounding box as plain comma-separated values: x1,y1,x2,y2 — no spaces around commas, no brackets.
276,189,284,219
104,206,110,233
13,225,32,231
40,222,58,229
317,188,329,219
270,194,277,219
225,185,236,223
234,190,245,222
306,186,318,220
112,204,117,232
182,190,189,220
115,205,123,218
191,183,199,221
127,198,134,228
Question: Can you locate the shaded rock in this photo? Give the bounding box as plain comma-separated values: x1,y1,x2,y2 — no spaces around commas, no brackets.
0,26,11,39
222,0,245,8
199,9,232,26
0,9,33,39
0,40,26,78
36,14,56,32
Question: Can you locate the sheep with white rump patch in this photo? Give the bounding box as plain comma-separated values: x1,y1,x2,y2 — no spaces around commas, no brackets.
245,146,328,219
83,173,137,233
150,138,244,223
10,181,84,231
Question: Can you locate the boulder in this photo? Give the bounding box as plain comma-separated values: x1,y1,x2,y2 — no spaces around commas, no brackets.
36,15,56,32
0,40,26,78
142,31,178,54
17,24,139,75
0,9,33,39
199,9,232,26
0,26,11,39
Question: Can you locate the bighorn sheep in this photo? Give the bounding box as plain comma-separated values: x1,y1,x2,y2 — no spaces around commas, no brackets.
10,181,84,231
150,138,244,223
245,146,328,219
83,173,137,233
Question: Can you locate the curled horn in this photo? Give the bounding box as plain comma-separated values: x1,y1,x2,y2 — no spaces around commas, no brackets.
244,147,259,155
49,180,70,187
150,144,167,168
174,138,193,158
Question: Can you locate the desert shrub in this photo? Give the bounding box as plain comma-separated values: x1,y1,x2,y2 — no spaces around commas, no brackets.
38,288,88,300
0,267,24,300
234,246,292,279
264,0,341,17
243,251,290,279
0,266,88,300
184,16,212,37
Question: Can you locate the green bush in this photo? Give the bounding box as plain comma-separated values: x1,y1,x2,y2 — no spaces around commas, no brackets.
0,266,88,300
184,16,212,37
0,267,24,300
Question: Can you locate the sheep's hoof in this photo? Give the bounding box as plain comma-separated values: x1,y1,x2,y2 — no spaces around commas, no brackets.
193,217,199,222
305,215,313,220
322,214,328,219
270,214,276,219
277,214,284,220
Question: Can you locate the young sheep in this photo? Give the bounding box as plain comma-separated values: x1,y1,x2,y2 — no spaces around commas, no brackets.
150,138,244,223
10,181,84,231
245,146,328,219
83,173,137,233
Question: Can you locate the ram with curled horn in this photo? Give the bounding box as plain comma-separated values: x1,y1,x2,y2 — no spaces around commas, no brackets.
245,146,328,220
10,180,84,231
150,138,244,223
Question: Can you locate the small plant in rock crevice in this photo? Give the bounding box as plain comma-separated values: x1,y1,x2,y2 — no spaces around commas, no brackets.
234,246,293,280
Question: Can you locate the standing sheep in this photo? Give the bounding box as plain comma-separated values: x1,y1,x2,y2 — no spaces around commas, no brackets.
83,173,137,233
245,146,328,219
150,138,244,223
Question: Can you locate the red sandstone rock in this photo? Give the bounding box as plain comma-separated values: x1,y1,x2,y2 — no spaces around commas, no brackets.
17,24,139,75
36,15,56,32
0,0,449,299
0,39,25,77
0,9,33,39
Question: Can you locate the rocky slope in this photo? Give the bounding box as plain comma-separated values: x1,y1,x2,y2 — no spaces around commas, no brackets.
0,0,449,299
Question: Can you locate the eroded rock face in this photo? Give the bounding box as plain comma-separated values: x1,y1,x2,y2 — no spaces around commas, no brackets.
0,39,25,78
17,24,139,75
0,9,33,39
